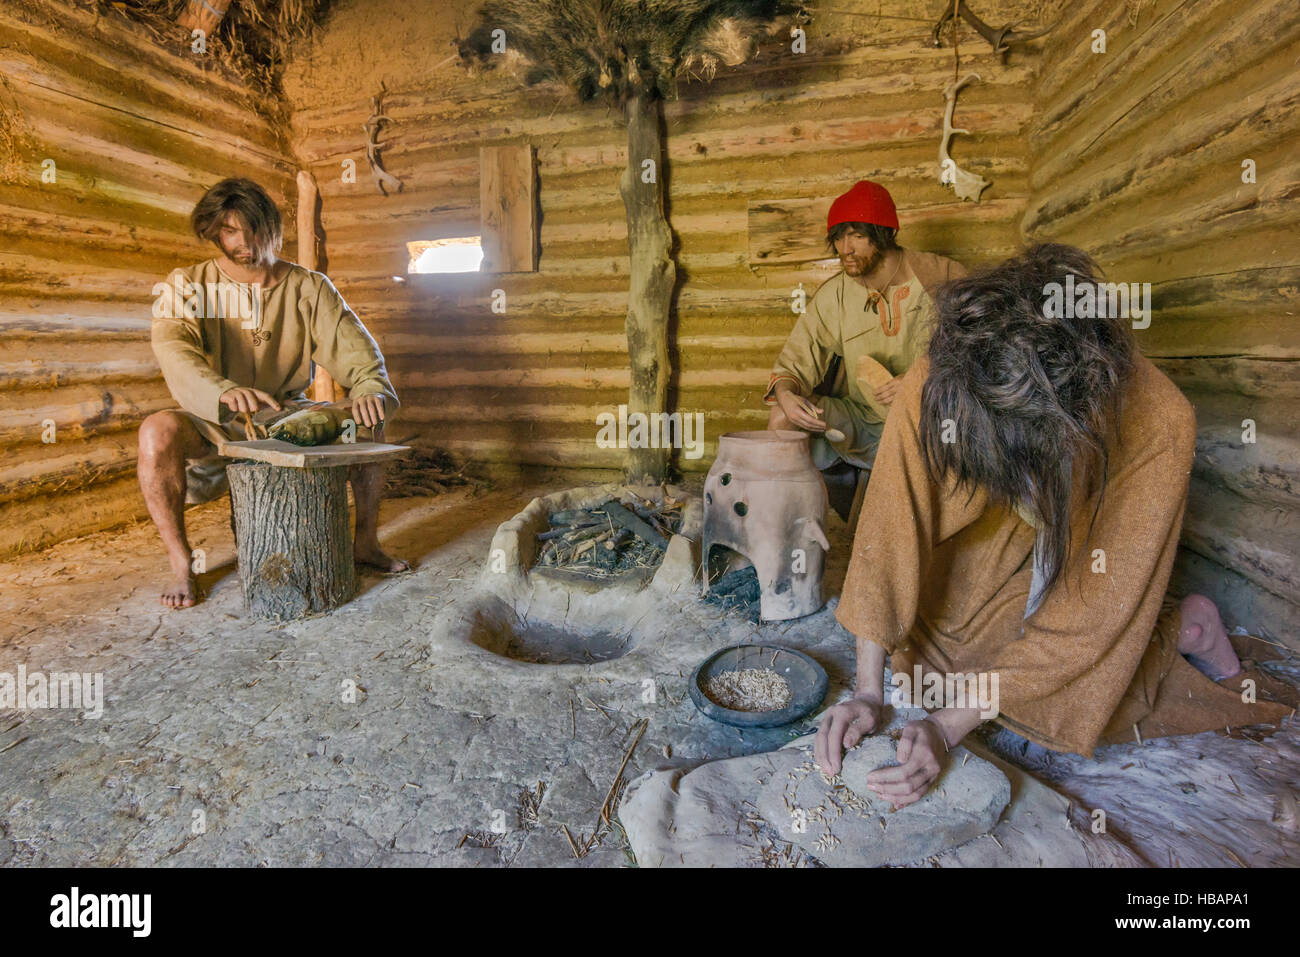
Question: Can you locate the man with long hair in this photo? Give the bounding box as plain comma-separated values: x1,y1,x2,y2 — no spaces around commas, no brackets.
765,180,966,518
140,178,407,609
815,243,1292,804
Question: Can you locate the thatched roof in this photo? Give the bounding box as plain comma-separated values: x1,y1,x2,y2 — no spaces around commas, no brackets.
458,0,810,105
93,0,335,97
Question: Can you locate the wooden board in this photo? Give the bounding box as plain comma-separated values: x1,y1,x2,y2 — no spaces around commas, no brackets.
748,198,835,265
480,144,538,273
217,439,412,469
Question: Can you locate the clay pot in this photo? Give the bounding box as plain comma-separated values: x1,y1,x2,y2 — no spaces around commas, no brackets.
701,430,829,621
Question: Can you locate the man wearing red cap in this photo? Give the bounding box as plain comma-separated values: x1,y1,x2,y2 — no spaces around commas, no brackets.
765,180,966,518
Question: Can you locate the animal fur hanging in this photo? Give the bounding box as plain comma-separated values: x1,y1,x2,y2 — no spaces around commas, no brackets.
457,0,809,105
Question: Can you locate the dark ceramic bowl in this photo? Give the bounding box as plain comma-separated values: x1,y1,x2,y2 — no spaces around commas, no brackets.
689,643,829,729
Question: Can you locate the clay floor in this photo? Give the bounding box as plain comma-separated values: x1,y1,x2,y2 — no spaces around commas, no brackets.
1,468,1297,867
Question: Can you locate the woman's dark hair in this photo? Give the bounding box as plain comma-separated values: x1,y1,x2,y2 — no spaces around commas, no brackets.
826,220,898,254
191,178,282,259
919,243,1136,597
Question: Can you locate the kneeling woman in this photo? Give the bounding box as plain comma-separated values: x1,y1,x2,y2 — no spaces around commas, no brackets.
815,243,1292,805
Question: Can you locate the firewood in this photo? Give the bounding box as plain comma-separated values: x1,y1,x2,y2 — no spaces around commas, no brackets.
599,501,668,549
573,529,615,557
551,508,603,525
562,524,608,545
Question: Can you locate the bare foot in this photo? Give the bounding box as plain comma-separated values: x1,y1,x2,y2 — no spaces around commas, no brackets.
1178,593,1241,680
355,542,410,573
160,573,199,609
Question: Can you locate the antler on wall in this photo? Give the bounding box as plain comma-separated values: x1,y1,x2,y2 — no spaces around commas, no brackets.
939,73,991,203
365,85,403,196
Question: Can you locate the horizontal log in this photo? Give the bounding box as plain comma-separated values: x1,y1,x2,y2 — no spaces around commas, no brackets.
0,381,173,447
1183,475,1300,606
0,473,149,559
0,435,138,505
1033,0,1299,173
0,0,272,142
1155,357,1300,399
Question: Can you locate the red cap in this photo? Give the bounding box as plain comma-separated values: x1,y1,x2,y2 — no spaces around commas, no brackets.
827,180,899,232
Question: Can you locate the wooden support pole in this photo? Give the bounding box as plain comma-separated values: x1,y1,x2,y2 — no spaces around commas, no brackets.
297,169,344,403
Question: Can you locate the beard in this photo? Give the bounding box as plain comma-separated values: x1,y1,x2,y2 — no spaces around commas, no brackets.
221,239,264,268
841,246,884,276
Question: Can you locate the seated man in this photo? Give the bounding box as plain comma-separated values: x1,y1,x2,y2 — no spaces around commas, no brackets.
765,180,966,518
140,177,408,610
815,243,1292,805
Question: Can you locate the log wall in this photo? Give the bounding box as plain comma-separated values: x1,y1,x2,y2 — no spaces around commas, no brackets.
282,0,1047,471
0,0,296,557
1027,0,1300,639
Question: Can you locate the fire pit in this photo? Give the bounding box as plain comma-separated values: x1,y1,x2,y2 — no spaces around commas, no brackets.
481,483,701,606
459,593,637,665
426,484,702,670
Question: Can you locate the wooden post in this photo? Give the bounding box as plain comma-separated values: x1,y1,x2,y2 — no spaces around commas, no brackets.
619,91,675,485
227,462,357,619
178,0,233,35
297,169,344,403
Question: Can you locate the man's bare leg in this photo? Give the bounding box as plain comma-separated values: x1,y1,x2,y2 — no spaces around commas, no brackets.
138,411,214,609
349,462,409,572
1178,593,1242,680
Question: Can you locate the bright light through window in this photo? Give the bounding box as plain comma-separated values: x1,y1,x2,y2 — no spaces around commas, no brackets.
407,237,483,274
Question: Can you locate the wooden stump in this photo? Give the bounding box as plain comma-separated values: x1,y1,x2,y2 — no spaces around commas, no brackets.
227,461,357,620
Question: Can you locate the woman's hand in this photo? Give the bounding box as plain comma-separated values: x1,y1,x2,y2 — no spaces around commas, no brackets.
814,697,883,776
864,717,947,808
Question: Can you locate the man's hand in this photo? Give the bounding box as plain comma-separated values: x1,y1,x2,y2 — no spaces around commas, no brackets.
864,717,947,809
352,394,386,430
871,375,903,406
775,382,828,432
814,697,882,776
220,387,281,415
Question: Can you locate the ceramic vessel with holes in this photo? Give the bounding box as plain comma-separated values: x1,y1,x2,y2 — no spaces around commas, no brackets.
701,430,829,621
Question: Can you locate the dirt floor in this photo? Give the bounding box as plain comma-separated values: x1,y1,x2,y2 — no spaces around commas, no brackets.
0,467,1296,866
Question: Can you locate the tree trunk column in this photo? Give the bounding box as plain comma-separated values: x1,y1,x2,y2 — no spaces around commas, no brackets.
227,462,357,620
620,89,675,486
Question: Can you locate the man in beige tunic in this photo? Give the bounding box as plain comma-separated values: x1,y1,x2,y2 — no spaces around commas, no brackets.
140,178,407,609
765,181,966,518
